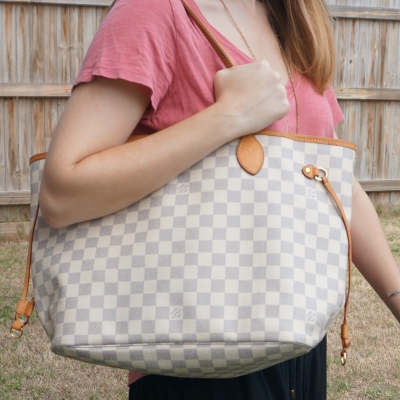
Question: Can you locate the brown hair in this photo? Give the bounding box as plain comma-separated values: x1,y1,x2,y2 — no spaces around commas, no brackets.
262,0,336,94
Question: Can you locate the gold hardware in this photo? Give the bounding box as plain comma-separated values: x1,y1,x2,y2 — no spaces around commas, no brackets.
314,167,328,181
305,167,311,173
341,352,347,366
10,327,23,339
19,314,28,323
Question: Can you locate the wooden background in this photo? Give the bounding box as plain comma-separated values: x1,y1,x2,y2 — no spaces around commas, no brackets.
0,0,400,235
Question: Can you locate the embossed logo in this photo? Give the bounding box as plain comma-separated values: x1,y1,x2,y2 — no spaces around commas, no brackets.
177,183,189,195
306,310,317,324
170,307,183,320
306,187,317,200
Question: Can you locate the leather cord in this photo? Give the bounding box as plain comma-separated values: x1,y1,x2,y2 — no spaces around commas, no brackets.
10,205,39,338
302,165,352,365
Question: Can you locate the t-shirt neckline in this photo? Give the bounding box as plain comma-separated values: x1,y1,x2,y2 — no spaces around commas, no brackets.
183,0,293,89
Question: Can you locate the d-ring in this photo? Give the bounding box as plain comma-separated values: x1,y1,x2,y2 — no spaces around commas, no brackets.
314,167,328,182
10,327,23,339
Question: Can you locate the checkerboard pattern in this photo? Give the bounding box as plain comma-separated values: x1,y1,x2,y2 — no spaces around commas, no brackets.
30,134,355,378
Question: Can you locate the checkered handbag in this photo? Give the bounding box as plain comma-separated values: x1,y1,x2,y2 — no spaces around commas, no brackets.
11,0,356,378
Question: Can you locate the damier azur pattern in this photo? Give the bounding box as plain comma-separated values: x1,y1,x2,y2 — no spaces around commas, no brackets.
30,133,355,378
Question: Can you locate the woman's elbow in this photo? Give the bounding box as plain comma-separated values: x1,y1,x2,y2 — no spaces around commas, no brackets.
39,188,68,228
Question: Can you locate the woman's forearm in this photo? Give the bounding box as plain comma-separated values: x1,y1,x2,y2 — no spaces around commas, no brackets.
351,178,400,322
41,103,239,228
40,63,290,228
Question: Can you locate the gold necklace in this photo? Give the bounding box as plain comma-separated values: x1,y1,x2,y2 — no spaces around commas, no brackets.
218,0,299,134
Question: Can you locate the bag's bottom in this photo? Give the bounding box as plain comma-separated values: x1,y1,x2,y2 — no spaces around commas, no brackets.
52,341,311,378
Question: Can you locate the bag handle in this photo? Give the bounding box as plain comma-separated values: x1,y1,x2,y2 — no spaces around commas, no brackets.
181,0,265,175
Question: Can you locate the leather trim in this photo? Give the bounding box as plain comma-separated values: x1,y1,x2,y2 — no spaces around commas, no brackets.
236,135,264,175
256,130,357,151
29,153,46,164
29,131,356,166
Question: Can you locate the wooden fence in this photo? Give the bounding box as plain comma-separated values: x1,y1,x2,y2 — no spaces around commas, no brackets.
0,0,400,235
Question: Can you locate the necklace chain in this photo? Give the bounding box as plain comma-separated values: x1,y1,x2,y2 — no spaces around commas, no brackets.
218,0,299,134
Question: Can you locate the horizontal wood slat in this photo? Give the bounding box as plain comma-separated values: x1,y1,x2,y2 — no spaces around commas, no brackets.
359,180,400,193
329,5,400,21
1,1,399,21
335,88,400,101
0,221,30,237
1,181,399,207
0,191,31,205
0,0,111,5
0,0,400,21
2,84,400,101
0,84,72,97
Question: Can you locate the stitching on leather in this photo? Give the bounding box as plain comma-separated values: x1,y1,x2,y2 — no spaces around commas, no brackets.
256,130,356,150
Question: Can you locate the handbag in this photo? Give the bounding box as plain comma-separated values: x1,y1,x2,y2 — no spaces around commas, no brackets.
11,0,355,378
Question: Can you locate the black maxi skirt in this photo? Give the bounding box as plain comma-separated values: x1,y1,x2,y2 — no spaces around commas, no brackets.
129,336,327,400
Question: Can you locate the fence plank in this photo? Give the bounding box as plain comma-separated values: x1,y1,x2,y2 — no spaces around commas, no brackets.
43,98,57,151
2,3,17,83
0,100,5,191
3,98,19,191
82,6,97,54
16,4,31,82
32,98,45,154
32,4,45,83
69,5,83,80
44,5,59,82
58,5,70,82
18,99,31,190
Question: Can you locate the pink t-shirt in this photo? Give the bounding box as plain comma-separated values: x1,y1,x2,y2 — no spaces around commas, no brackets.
73,0,344,386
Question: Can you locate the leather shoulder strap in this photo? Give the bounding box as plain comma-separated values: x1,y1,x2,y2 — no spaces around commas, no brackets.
180,0,235,68
181,0,263,175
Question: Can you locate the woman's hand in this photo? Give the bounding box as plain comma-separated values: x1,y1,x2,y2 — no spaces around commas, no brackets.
213,60,290,138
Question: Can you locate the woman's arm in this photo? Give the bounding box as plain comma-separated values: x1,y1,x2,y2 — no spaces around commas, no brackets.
351,178,400,322
40,61,289,228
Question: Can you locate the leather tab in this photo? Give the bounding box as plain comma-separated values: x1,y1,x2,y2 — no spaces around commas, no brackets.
341,323,351,348
236,135,264,175
16,299,34,316
302,164,320,180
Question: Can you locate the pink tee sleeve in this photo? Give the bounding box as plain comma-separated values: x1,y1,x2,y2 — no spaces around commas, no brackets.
324,86,344,126
73,0,177,116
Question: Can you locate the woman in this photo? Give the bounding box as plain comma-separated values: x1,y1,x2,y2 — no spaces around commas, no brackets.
39,0,400,398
